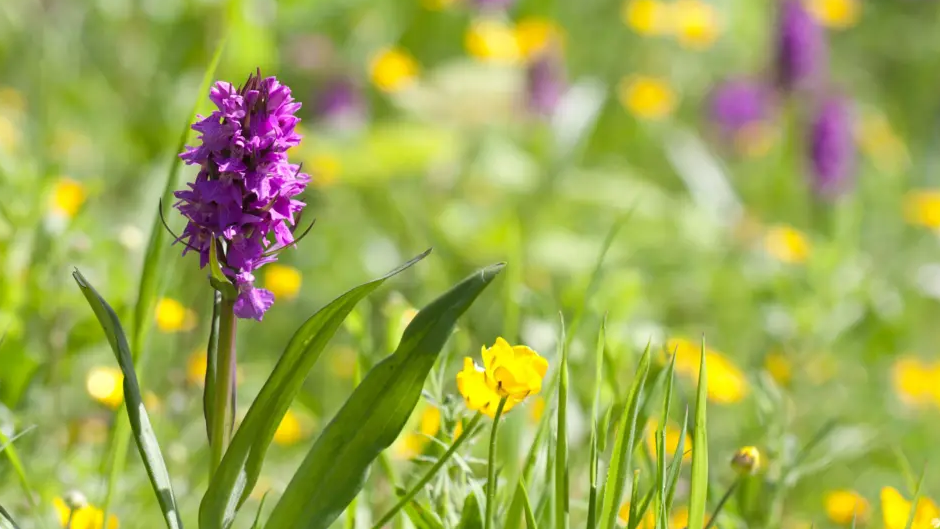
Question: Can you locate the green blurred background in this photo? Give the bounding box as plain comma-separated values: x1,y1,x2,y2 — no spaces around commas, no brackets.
4,0,940,527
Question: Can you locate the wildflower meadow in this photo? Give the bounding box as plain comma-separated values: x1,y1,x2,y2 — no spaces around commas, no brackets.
3,0,940,528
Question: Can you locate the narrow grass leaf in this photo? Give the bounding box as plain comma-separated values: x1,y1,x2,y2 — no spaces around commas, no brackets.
658,351,677,528
903,465,927,529
457,491,484,529
664,407,688,512
519,480,538,529
555,316,569,529
204,291,221,445
599,342,651,529
687,338,709,529
586,319,607,529
265,264,504,529
0,502,19,529
404,501,447,529
200,250,430,529
73,270,183,529
250,492,269,529
627,470,640,528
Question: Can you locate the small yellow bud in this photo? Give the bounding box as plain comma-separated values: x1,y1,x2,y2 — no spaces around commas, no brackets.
731,446,761,475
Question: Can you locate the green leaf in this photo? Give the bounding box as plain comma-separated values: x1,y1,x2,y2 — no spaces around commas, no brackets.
599,342,651,529
687,338,709,529
73,270,183,529
586,319,606,529
658,351,677,529
457,491,484,529
102,35,226,523
404,500,447,529
0,501,20,529
204,292,222,445
664,408,688,513
200,250,431,529
519,479,538,529
264,263,504,529
250,493,269,529
555,317,569,529
627,469,640,528
904,465,927,529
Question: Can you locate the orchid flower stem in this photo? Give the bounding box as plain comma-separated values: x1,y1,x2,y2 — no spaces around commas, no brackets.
210,298,237,477
370,412,484,529
485,397,509,529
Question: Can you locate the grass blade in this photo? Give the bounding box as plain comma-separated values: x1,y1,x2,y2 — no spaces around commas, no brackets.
265,264,504,529
586,319,607,529
0,502,20,529
200,250,430,529
658,351,677,528
555,316,569,529
904,465,927,529
664,408,688,513
687,338,709,529
599,342,652,529
101,36,226,522
73,270,183,529
250,492,269,529
204,291,221,445
519,480,538,529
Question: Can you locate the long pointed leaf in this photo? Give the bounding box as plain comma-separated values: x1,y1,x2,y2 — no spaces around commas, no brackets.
0,502,20,529
687,338,709,529
555,316,569,529
200,250,431,529
519,480,538,529
599,343,652,529
586,319,606,529
264,263,504,529
73,270,183,529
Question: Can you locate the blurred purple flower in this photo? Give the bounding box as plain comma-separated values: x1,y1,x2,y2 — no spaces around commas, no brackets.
776,0,827,91
709,78,772,134
175,72,310,320
809,96,855,197
316,76,367,130
526,52,566,116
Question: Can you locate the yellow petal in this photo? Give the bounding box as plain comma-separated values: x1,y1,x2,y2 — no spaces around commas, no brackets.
369,47,419,93
825,489,869,524
86,367,124,409
465,19,522,63
618,76,676,120
673,0,720,50
273,409,304,446
764,225,811,264
904,190,940,229
882,487,912,529
50,178,87,218
264,264,303,300
154,298,189,333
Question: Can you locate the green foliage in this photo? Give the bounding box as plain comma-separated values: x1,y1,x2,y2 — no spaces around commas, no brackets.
688,339,710,529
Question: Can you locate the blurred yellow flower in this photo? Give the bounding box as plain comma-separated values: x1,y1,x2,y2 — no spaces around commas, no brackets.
329,346,358,380
903,190,940,229
453,419,464,440
764,352,792,386
187,350,208,386
824,489,869,525
515,17,564,58
881,486,940,529
618,500,655,528
50,178,87,218
734,121,776,158
807,0,860,29
667,338,748,404
673,0,720,49
457,337,548,418
529,395,547,423
857,111,908,174
622,0,671,35
309,153,342,187
0,87,26,114
0,115,20,151
645,418,692,462
731,446,761,475
369,47,419,93
618,76,676,120
54,496,119,529
764,225,811,264
273,409,305,446
264,264,303,300
393,405,442,459
465,19,522,63
86,367,123,409
891,357,936,408
669,506,689,529
154,298,196,333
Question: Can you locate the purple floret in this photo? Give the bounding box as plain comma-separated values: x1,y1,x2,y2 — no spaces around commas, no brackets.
526,52,566,116
709,78,772,134
175,72,310,321
809,96,855,198
776,0,827,91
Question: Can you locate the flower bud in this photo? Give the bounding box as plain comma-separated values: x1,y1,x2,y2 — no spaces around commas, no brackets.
63,490,88,511
731,446,761,475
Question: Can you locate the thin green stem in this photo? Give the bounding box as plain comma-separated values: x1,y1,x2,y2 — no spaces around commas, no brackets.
210,298,237,477
485,397,509,529
370,412,484,529
704,479,739,529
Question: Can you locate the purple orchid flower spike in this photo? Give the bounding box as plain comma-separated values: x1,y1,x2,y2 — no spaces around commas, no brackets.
776,0,827,92
809,96,856,198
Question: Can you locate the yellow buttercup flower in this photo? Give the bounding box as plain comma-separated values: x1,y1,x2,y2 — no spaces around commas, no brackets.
457,337,548,418
669,506,689,529
393,404,442,459
618,500,655,528
857,111,908,174
0,115,20,151
881,486,940,529
618,76,676,120
0,87,26,114
154,298,196,333
453,419,464,440
891,357,935,408
187,349,208,386
807,0,860,29
50,178,87,218
666,338,748,404
465,19,522,63
86,367,123,409
264,264,303,300
764,225,811,264
622,0,671,35
529,395,547,423
645,418,692,462
903,190,940,229
673,0,720,50
369,47,419,93
764,352,792,386
273,409,305,446
731,446,760,475
514,17,564,58
53,496,119,529
825,489,869,525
